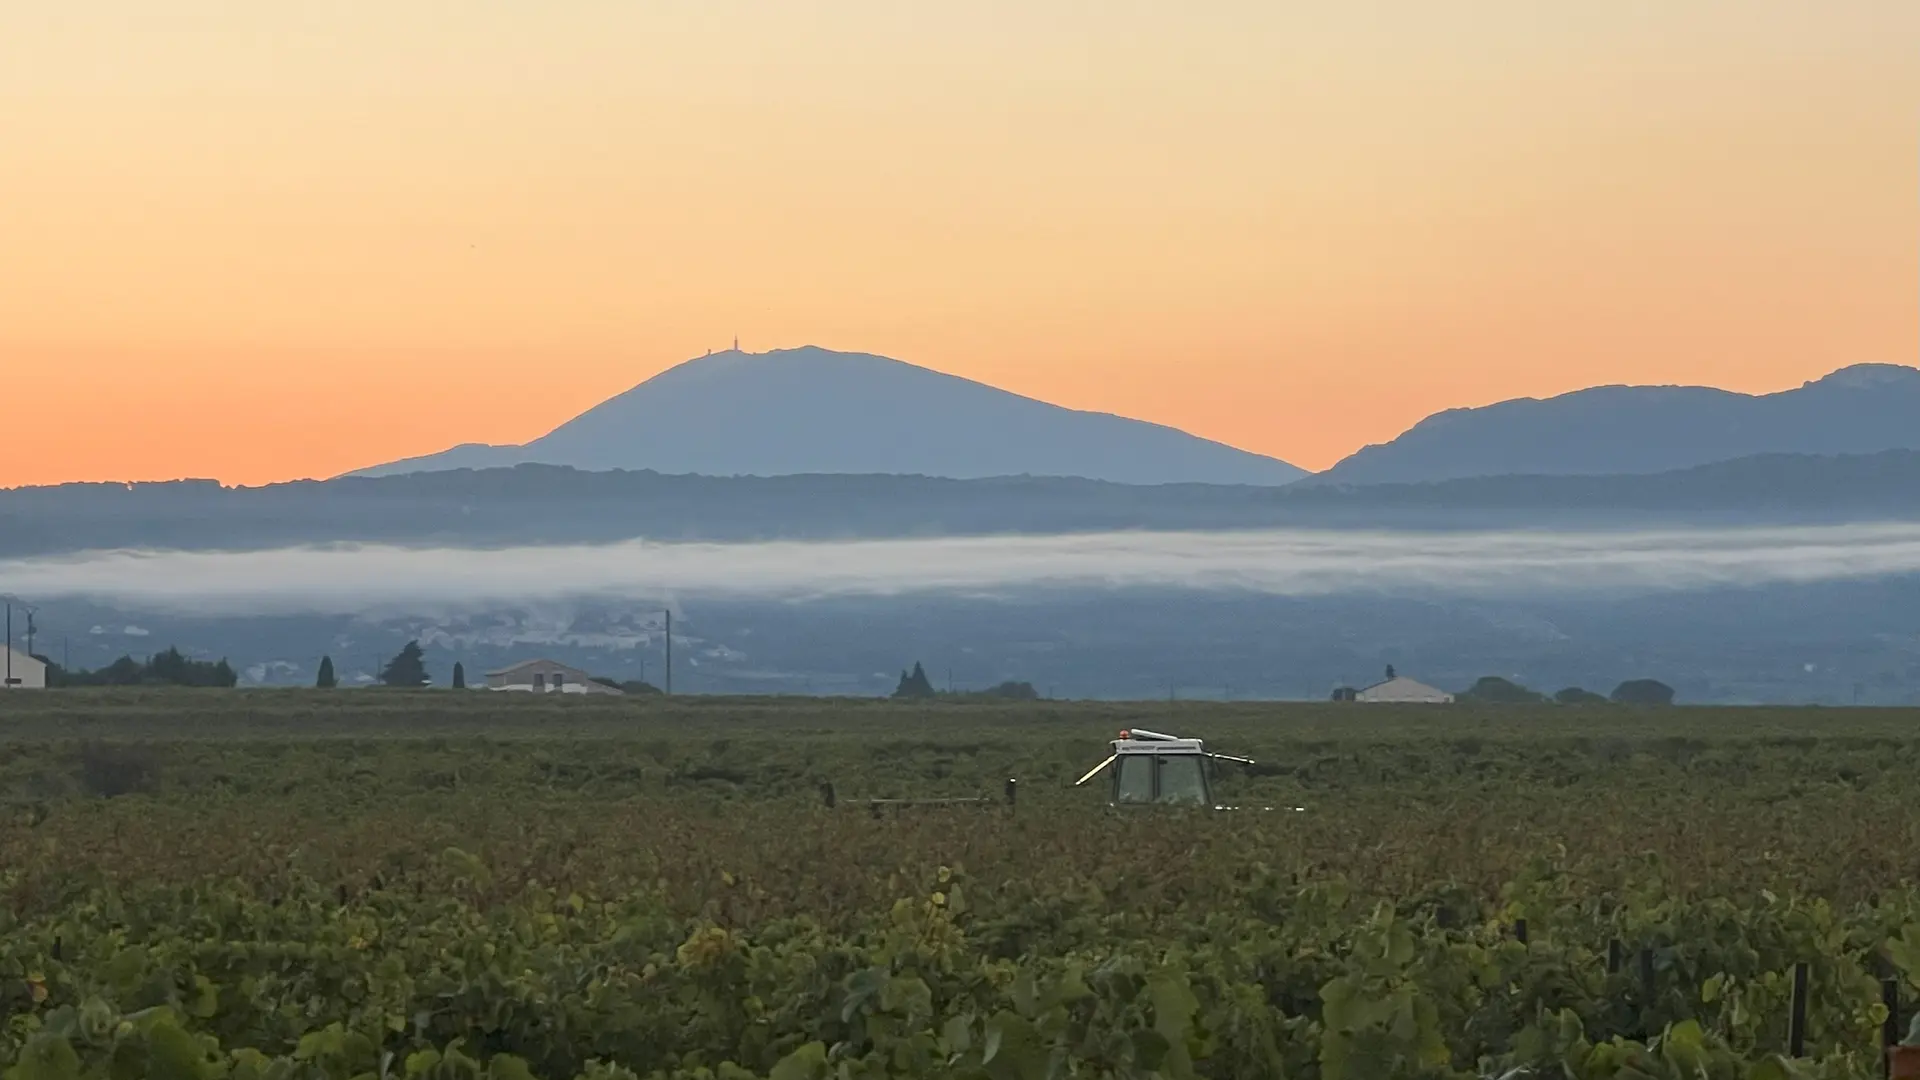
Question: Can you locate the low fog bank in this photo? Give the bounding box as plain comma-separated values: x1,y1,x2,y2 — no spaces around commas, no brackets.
4,523,1920,615
19,580,1920,705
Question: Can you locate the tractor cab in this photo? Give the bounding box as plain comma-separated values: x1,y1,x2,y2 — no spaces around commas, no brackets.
1073,728,1254,808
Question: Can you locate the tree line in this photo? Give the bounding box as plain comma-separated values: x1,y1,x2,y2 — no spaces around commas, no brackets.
28,641,1670,704
1326,665,1676,706
890,661,1041,701
43,647,239,688
312,641,448,688
312,642,658,694
1457,675,1676,706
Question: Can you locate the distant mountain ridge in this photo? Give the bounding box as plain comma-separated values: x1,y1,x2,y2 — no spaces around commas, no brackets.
1313,363,1920,486
352,346,1306,486
11,450,1920,560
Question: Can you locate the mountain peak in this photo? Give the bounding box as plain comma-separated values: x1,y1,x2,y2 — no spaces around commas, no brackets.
1803,363,1920,391
351,347,1305,485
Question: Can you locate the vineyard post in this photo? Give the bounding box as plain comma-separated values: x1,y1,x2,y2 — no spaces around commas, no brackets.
1637,948,1656,1038
1883,978,1900,1078
1788,961,1810,1058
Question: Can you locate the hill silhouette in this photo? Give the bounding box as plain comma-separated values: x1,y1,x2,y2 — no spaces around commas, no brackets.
351,346,1306,486
1314,363,1920,485
10,450,1920,559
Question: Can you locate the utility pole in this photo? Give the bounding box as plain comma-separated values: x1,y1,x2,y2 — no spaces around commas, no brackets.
664,610,672,696
4,600,12,688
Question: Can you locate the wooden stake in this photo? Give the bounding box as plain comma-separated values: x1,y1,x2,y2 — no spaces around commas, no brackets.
1789,962,1810,1058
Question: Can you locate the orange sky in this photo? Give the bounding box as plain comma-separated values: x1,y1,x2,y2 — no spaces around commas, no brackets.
2,2,1915,488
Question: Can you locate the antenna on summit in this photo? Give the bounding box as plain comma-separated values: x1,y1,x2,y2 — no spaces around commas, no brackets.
733,335,739,352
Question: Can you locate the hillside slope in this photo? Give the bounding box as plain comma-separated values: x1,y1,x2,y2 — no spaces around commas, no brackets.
1315,363,1920,485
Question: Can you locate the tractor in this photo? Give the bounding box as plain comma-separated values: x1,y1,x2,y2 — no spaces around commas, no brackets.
1073,728,1255,808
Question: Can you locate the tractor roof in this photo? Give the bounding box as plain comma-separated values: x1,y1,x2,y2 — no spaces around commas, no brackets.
1113,738,1205,755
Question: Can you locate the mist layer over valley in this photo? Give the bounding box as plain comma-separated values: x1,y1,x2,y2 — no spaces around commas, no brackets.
6,523,1919,705
6,523,1920,614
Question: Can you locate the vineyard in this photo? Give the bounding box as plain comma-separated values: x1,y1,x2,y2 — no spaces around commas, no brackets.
6,691,1920,1078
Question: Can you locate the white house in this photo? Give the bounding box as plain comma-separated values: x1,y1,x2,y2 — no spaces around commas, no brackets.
1352,671,1454,704
2,645,48,690
484,659,623,695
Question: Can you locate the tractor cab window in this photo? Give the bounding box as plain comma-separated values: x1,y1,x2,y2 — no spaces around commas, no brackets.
1156,755,1208,806
1115,755,1155,803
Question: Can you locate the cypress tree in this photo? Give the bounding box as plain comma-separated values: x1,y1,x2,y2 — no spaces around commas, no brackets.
452,661,466,690
892,661,936,699
316,656,337,689
378,641,429,688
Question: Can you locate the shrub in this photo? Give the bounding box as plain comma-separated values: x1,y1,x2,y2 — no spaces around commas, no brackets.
1458,676,1545,704
1612,679,1677,706
1554,687,1610,705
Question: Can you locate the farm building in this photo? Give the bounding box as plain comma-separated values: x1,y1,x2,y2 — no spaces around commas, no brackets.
1354,674,1454,704
484,659,622,695
1335,667,1454,703
2,645,48,690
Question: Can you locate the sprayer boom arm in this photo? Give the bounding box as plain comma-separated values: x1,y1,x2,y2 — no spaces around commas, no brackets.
1073,755,1117,787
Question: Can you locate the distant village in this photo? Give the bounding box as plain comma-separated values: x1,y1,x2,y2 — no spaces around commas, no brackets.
4,636,1673,707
